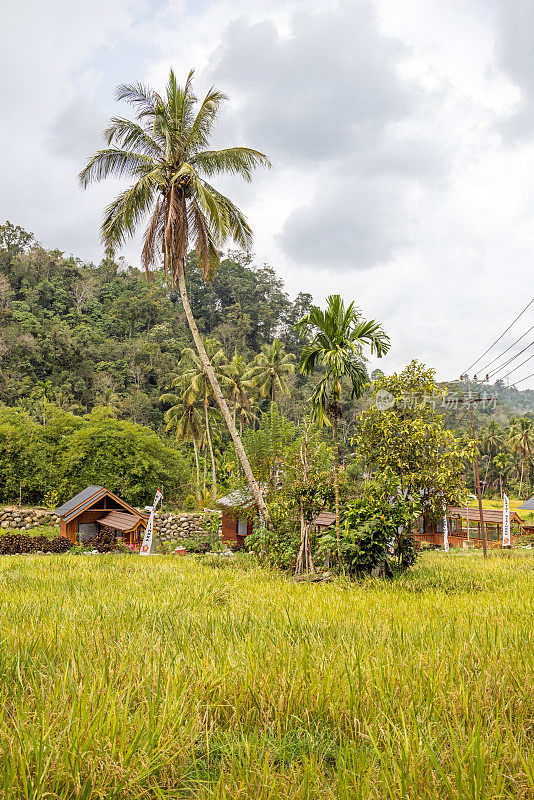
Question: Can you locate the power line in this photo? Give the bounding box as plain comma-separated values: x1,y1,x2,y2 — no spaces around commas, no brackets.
464,297,534,373
487,337,534,379
501,350,534,382
513,370,534,387
479,321,534,375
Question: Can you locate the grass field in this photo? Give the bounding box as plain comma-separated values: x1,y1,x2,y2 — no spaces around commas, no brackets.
0,551,533,799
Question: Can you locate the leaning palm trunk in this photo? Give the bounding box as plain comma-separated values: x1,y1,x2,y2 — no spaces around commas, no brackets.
177,269,271,524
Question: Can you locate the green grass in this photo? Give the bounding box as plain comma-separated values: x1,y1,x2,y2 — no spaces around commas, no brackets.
0,551,532,799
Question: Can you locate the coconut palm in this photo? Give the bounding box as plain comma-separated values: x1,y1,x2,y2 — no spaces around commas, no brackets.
296,295,390,565
509,417,534,498
79,68,272,523
246,340,295,403
221,351,257,433
161,390,204,499
481,420,504,495
177,340,228,495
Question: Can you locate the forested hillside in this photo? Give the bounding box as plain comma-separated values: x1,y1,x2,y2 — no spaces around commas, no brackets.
0,221,313,426
3,220,534,508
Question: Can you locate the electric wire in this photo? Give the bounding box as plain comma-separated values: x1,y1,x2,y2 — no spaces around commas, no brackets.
487,337,534,379
479,321,534,376
464,297,534,374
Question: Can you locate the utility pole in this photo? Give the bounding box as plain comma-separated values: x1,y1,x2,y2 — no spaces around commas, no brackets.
461,374,487,558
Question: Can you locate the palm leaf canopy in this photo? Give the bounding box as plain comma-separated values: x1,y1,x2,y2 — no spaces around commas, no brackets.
79,69,272,283
297,294,390,426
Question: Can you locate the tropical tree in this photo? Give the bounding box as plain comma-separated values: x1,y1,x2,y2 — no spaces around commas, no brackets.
161,390,204,498
509,417,534,498
79,68,272,523
175,340,227,494
221,351,256,432
296,295,390,565
246,340,295,402
481,420,504,495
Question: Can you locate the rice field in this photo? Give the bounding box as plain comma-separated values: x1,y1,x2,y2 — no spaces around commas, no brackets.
0,550,532,799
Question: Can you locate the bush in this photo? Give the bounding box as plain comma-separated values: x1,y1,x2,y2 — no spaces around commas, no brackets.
0,534,71,555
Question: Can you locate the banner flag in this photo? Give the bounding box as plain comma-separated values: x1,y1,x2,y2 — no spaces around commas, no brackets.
503,493,510,547
140,489,163,556
443,512,449,553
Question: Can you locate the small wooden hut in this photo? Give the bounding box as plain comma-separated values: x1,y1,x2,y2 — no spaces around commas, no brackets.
216,490,255,549
415,505,524,549
56,486,148,548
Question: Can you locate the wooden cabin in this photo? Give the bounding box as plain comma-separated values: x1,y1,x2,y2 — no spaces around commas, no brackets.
56,486,148,548
216,490,255,549
415,505,524,549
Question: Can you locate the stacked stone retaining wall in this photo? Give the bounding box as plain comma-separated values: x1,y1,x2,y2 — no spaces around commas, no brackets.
0,506,60,531
155,510,221,546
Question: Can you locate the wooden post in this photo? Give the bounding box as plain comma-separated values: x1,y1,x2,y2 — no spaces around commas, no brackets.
469,393,487,559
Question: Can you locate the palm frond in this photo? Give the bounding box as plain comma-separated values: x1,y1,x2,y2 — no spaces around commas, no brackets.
104,117,163,159
185,88,228,154
101,173,158,251
78,149,155,188
115,82,161,118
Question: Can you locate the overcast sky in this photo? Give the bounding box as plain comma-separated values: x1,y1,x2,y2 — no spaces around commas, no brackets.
2,0,534,386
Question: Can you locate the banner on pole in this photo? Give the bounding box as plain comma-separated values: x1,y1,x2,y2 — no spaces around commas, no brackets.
443,512,449,553
502,493,510,547
140,489,163,556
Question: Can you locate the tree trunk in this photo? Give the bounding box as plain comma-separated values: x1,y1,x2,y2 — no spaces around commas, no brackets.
295,503,314,575
192,439,200,499
520,461,524,498
204,397,217,493
332,413,342,569
177,270,271,525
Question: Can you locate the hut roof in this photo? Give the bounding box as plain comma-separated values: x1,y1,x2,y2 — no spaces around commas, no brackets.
216,489,255,510
56,486,105,518
97,511,144,531
518,496,534,511
56,486,148,523
313,511,336,528
447,506,523,525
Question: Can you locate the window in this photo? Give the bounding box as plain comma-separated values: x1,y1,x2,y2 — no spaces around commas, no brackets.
78,522,97,542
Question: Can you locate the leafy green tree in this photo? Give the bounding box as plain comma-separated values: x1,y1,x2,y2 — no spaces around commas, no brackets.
355,361,475,519
221,351,256,433
79,69,272,523
297,294,390,565
509,417,534,498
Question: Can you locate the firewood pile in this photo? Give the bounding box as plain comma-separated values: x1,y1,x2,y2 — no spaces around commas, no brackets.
0,534,71,555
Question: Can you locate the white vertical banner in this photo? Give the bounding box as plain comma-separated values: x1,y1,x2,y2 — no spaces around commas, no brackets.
140,489,163,556
443,512,450,553
502,493,510,547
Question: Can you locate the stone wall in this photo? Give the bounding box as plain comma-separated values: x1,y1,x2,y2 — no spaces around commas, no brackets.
155,510,221,547
0,506,60,531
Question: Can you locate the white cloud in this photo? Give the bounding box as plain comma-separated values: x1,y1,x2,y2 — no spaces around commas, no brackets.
2,0,534,388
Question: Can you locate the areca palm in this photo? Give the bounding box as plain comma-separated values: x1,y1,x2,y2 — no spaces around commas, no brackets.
80,68,272,523
297,295,390,565
161,390,204,499
246,340,295,402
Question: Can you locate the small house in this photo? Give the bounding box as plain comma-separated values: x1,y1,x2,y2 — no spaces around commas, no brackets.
415,505,524,549
56,486,148,548
518,496,534,536
216,489,255,548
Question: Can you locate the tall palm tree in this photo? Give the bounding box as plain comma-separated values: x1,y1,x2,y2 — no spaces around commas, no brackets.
297,295,390,565
177,340,228,494
246,340,295,402
509,417,534,498
79,68,272,523
161,390,204,499
221,351,256,432
481,420,503,495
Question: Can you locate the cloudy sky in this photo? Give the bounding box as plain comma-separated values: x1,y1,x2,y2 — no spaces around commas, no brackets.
2,0,534,386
